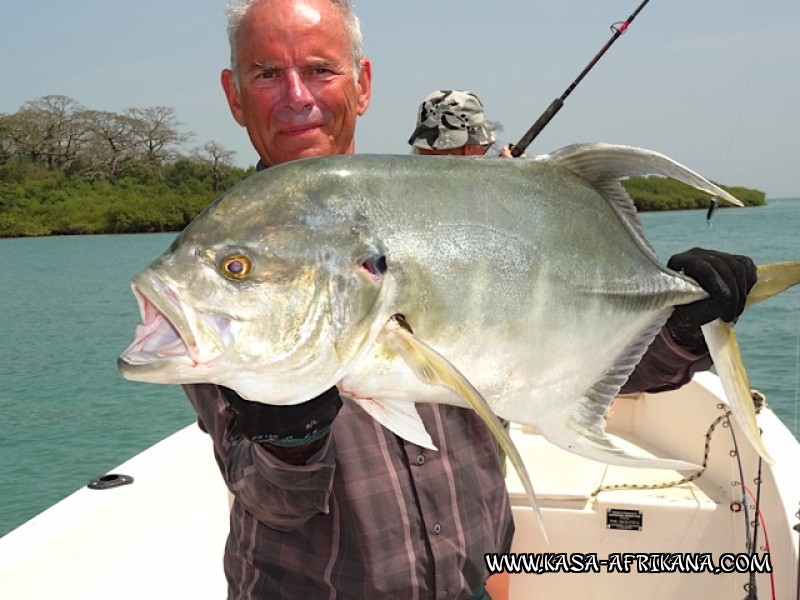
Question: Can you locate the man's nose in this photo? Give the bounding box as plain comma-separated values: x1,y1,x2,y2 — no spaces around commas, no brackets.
284,70,315,108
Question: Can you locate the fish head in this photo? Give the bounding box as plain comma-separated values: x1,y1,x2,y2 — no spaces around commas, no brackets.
118,163,393,405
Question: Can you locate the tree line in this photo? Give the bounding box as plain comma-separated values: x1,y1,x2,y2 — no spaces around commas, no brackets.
0,95,242,185
622,176,765,211
0,95,765,238
0,95,253,237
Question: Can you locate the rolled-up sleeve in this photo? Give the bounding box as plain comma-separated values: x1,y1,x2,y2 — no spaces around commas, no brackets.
622,328,713,394
183,383,337,530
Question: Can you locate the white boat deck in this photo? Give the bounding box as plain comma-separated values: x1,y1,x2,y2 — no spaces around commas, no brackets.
1,372,798,599
506,373,800,598
0,424,230,599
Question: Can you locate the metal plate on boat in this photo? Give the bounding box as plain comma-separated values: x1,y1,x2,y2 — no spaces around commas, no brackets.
606,508,642,531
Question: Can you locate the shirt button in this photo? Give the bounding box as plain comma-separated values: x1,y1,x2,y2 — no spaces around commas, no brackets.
433,523,442,534
416,454,425,466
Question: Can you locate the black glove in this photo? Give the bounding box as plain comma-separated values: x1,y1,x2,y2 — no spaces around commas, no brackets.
666,247,757,347
221,386,342,448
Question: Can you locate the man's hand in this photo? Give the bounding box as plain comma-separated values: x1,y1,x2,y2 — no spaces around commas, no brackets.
222,386,342,461
666,247,757,348
500,144,526,158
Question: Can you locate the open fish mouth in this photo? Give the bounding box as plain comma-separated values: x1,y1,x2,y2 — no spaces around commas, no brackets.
118,274,231,372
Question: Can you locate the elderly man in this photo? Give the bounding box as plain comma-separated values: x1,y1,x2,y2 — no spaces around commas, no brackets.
184,1,756,598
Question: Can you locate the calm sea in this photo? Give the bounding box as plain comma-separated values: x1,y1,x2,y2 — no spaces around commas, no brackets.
1,199,799,536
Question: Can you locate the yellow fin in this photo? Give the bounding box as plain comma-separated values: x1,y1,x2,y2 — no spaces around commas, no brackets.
383,317,548,544
704,259,800,463
747,262,800,307
701,320,774,464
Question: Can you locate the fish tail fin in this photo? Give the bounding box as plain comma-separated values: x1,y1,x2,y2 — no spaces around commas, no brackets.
707,260,800,465
702,320,775,464
538,389,698,471
746,262,800,307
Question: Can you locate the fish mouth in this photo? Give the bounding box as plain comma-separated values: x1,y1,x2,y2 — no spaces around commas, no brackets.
118,274,232,376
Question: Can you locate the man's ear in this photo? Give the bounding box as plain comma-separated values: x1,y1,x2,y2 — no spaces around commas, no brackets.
221,69,246,127
355,58,372,116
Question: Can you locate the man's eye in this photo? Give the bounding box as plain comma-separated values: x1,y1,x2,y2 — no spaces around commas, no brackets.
308,67,336,79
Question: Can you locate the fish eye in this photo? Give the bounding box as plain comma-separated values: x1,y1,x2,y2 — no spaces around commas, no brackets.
220,254,253,281
360,255,387,281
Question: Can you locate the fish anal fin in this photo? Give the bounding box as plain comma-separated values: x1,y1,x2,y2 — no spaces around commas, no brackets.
383,317,549,543
538,386,698,472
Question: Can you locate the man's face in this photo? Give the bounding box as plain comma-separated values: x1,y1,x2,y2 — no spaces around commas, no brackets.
221,0,372,166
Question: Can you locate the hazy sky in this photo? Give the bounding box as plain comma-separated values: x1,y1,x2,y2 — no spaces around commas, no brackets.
3,0,798,197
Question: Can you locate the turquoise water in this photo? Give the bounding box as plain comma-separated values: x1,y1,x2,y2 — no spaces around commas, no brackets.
1,200,799,536
0,233,194,537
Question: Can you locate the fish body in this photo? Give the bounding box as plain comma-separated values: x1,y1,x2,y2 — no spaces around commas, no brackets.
121,147,697,420
119,144,800,534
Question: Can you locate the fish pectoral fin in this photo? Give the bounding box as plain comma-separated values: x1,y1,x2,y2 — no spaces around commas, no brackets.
537,387,699,471
702,319,774,464
746,262,800,307
383,317,548,543
346,395,438,450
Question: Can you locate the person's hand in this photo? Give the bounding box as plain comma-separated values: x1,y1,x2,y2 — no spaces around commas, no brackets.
221,386,342,448
500,144,526,158
665,247,757,347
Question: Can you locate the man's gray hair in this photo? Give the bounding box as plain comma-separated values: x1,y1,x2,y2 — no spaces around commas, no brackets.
226,0,364,75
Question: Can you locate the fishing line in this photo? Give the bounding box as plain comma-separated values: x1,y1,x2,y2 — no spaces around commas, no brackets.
796,502,800,600
708,0,775,225
726,417,754,557
794,296,799,439
743,483,777,600
716,1,775,191
747,459,765,600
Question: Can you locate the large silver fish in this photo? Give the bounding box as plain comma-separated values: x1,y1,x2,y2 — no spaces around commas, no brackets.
118,144,800,536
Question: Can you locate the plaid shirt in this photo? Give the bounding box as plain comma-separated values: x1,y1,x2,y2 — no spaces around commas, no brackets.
184,328,708,599
185,385,515,599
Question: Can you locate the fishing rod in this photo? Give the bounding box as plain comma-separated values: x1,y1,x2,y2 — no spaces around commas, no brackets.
511,0,652,157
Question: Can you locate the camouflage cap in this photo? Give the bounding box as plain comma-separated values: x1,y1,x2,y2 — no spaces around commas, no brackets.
408,90,496,150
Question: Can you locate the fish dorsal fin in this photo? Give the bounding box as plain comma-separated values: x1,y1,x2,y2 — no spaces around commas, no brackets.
536,308,697,471
382,316,548,543
544,143,745,257
545,143,743,207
